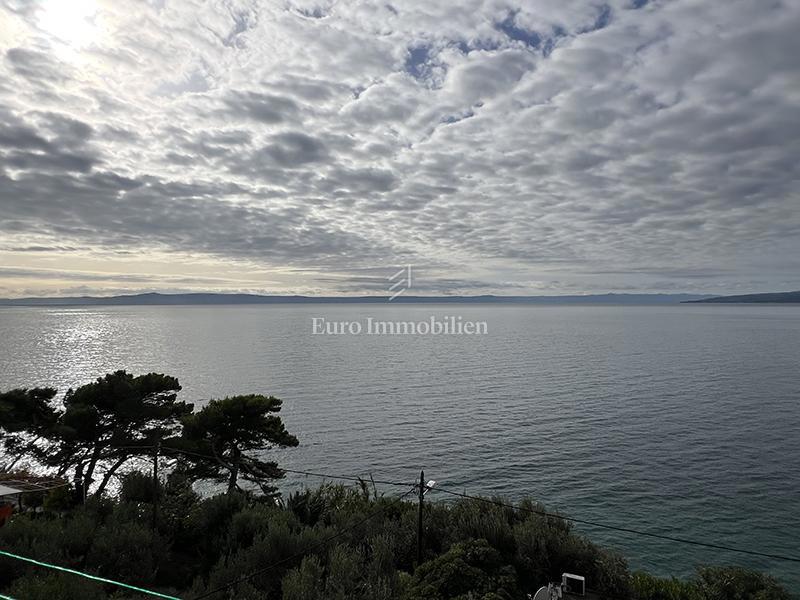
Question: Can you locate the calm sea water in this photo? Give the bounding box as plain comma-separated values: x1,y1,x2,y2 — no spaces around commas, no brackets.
1,304,798,588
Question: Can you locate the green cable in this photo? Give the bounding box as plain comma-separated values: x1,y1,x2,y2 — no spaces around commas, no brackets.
0,594,18,600
0,549,181,600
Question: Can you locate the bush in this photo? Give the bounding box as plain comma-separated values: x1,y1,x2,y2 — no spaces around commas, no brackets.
282,555,325,600
6,573,107,600
0,484,793,599
632,571,702,599
120,471,158,504
693,566,792,600
404,539,519,600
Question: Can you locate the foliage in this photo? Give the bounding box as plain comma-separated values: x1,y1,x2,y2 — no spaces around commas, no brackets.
0,387,58,434
0,387,58,470
1,482,792,599
120,470,159,503
631,568,793,600
403,539,519,599
282,555,325,600
0,374,793,599
0,372,298,503
42,483,78,512
5,572,108,600
177,394,299,494
47,370,192,499
693,566,792,600
0,372,194,501
632,571,703,600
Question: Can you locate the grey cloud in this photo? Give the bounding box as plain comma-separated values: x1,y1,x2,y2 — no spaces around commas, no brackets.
314,274,525,294
321,166,399,194
0,111,99,173
259,131,327,167
0,122,49,150
1,245,80,253
0,266,255,287
0,169,393,266
223,91,300,123
37,112,94,141
6,48,66,84
264,74,349,103
100,125,141,143
179,130,253,158
0,0,798,295
4,150,94,173
164,151,197,166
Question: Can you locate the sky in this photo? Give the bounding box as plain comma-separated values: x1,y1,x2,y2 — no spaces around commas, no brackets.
0,0,798,298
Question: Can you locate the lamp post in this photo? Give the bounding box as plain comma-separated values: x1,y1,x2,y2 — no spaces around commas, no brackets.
416,471,436,566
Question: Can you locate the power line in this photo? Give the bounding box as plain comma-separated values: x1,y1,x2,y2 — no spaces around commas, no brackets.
281,466,415,489
233,457,800,565
157,445,417,489
0,549,182,600
52,445,800,564
190,486,417,600
430,486,800,564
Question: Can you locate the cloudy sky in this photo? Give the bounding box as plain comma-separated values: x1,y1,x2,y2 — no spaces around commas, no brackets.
0,0,798,298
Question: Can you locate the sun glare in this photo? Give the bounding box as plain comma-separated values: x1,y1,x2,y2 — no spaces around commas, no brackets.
37,0,99,50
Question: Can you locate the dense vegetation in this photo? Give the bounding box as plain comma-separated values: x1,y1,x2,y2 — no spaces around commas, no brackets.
0,371,793,599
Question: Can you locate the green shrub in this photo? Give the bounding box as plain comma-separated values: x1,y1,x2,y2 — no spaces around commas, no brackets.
693,566,792,600
6,573,107,600
43,484,77,512
632,571,702,599
325,545,364,600
120,471,158,504
404,539,520,600
282,555,325,600
0,485,793,599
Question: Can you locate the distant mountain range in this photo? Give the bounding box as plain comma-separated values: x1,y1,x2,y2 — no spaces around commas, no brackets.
685,290,800,303
0,292,716,306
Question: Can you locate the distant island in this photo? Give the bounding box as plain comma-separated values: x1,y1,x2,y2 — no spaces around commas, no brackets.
685,290,800,304
0,292,715,307
6,290,798,307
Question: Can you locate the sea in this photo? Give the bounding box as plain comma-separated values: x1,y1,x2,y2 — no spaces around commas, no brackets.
0,303,798,589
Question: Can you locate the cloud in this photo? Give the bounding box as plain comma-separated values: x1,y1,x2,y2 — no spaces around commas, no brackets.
0,109,99,173
0,0,798,296
259,131,327,167
5,47,66,84
222,90,300,123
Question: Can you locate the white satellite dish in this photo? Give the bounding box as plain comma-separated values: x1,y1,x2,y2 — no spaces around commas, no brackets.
532,587,551,600
532,585,560,600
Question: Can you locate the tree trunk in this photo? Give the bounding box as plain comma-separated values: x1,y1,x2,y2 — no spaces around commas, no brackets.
56,461,71,477
227,447,241,494
3,435,42,471
83,446,102,498
74,462,85,504
5,454,23,471
95,456,130,497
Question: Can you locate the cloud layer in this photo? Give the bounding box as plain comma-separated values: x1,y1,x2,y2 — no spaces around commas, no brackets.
0,0,798,296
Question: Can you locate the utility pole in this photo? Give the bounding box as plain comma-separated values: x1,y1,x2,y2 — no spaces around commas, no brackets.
417,469,424,566
152,441,161,530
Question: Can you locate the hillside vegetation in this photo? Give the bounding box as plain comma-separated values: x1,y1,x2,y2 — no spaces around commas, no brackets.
0,371,792,599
